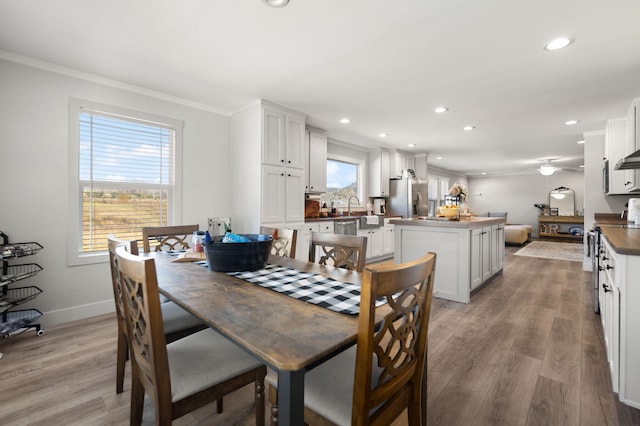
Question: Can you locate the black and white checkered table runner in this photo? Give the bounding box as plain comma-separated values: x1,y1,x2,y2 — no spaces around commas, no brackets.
168,252,383,315
228,264,387,315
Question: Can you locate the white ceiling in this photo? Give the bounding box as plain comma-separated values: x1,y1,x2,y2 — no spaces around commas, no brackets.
2,0,640,176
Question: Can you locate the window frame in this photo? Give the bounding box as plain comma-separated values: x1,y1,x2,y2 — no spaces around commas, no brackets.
67,98,184,266
324,154,364,207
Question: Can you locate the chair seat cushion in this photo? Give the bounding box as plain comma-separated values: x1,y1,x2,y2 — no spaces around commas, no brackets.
161,301,204,335
167,328,263,401
267,347,382,426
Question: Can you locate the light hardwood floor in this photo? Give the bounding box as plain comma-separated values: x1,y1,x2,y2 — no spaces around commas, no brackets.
1,245,639,425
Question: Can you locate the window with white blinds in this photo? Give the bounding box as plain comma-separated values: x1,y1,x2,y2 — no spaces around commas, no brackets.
68,99,183,264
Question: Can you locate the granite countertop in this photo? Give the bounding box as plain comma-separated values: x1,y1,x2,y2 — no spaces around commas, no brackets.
599,225,640,256
390,216,505,228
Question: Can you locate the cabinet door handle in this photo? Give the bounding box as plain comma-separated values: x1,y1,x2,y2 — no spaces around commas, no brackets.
281,159,285,163
287,173,291,177
602,283,611,293
288,160,291,163
606,264,613,270
280,173,285,176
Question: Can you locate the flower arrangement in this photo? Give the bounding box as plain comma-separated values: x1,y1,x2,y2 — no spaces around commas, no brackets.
448,183,468,200
534,203,548,214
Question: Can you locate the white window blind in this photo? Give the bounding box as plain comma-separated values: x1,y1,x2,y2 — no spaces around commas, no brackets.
78,109,176,253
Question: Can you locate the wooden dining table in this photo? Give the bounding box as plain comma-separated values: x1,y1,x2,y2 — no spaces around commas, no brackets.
149,251,365,426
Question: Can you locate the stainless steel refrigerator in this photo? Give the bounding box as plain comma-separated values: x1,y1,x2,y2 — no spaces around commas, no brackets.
388,178,429,218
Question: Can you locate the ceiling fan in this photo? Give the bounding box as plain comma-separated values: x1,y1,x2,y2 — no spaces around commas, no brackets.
533,159,579,176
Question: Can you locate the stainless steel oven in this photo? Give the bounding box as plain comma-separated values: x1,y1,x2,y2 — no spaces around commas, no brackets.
587,227,602,313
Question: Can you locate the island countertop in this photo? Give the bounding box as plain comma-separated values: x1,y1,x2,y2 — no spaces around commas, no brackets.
390,216,505,229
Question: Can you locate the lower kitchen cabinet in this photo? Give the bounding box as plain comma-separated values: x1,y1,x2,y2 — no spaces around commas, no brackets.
393,219,505,303
470,226,494,290
358,228,382,260
381,224,394,256
600,236,640,408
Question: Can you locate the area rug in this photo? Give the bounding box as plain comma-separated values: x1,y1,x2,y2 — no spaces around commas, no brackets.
514,240,583,262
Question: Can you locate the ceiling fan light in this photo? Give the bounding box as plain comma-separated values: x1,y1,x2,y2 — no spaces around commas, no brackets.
264,0,289,7
540,165,556,176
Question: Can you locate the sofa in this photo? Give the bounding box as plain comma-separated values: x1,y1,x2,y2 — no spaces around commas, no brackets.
476,212,532,246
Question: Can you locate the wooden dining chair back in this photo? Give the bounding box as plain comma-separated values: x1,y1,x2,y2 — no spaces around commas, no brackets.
141,224,199,252
259,226,298,258
108,235,206,395
350,252,436,425
114,245,267,425
309,232,367,272
267,252,437,426
107,235,139,394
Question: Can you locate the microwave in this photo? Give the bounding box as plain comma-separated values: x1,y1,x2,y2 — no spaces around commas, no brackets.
603,160,609,194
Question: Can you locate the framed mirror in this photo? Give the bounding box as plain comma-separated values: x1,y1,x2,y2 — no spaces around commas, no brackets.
549,186,575,216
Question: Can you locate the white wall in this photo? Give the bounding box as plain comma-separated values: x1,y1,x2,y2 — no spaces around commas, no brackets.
468,171,585,235
0,59,232,327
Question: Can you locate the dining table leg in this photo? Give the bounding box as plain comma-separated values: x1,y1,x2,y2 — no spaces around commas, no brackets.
277,369,305,426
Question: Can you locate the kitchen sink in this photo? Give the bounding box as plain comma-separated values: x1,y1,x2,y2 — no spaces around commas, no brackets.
334,218,358,235
359,215,382,229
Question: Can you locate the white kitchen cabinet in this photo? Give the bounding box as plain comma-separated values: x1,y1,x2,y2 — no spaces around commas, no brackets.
381,224,394,256
306,129,327,193
262,106,305,170
393,150,415,179
261,165,305,224
230,101,306,233
369,148,390,197
358,228,382,260
606,117,628,194
623,101,640,192
599,237,621,393
491,224,505,274
599,235,640,409
471,225,496,289
470,226,492,290
294,223,318,261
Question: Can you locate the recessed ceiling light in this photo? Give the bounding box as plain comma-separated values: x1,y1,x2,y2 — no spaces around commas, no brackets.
565,120,579,126
436,156,443,160
463,125,476,131
545,37,572,51
379,133,388,138
339,118,351,124
263,0,290,7
407,143,416,148
434,106,448,113
580,165,585,168
577,140,585,144
481,172,487,175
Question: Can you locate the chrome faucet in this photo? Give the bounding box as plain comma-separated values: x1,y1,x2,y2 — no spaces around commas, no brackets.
348,196,360,216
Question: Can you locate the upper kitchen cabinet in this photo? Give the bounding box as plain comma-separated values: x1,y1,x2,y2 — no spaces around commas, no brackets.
305,129,327,193
369,148,391,197
230,101,306,233
606,117,628,194
262,106,306,169
393,149,415,179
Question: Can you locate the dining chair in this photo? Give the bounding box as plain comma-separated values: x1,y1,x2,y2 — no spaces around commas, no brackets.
107,235,206,395
309,232,368,272
267,252,437,426
259,226,298,258
114,245,267,426
141,224,199,253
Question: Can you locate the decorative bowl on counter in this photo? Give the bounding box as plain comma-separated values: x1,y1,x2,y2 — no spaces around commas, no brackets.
204,234,273,272
440,206,459,218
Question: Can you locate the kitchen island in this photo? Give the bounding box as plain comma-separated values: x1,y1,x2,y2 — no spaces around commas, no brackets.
391,216,506,303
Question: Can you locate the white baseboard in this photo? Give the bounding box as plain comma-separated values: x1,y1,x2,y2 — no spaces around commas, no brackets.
39,300,115,329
